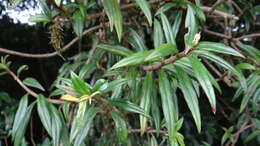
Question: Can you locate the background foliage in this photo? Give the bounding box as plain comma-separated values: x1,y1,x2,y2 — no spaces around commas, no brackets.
0,0,260,145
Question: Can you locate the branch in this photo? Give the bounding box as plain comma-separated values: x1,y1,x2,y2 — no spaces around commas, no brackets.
234,33,260,41
201,6,239,20
142,47,196,71
0,25,103,58
203,29,231,39
5,68,64,104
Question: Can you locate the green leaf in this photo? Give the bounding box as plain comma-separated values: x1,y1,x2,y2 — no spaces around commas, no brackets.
145,43,178,61
111,112,128,144
37,95,52,135
102,0,123,41
71,72,91,95
155,3,176,16
153,19,164,48
175,66,201,132
172,11,183,39
151,84,161,135
139,73,153,134
13,102,35,146
159,71,178,139
236,63,256,70
23,77,45,91
103,78,129,93
193,50,247,90
73,107,98,146
244,130,260,143
126,28,148,51
198,41,244,58
92,79,108,92
161,13,176,46
72,10,85,39
221,126,233,145
184,5,197,48
189,3,206,23
28,14,51,23
97,44,133,56
111,51,151,69
134,0,152,26
109,98,149,117
190,56,216,112
38,0,51,16
17,65,28,76
49,105,62,146
12,95,28,139
235,42,260,61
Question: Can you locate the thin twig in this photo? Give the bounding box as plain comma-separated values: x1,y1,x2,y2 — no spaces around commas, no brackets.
201,6,239,20
203,29,231,39
234,33,260,41
0,25,103,58
128,128,167,134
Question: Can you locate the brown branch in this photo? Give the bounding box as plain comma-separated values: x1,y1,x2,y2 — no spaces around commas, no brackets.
128,128,167,134
201,6,239,20
234,33,260,41
5,68,64,104
203,29,231,39
142,47,196,71
0,25,103,58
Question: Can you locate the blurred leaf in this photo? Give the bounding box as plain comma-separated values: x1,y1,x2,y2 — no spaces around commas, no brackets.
23,77,45,91
153,19,164,48
71,72,91,95
184,5,197,49
92,79,108,92
172,11,183,39
102,0,123,41
244,130,260,143
145,43,178,61
72,10,85,39
236,63,256,70
126,28,148,51
155,3,175,16
111,51,151,69
109,98,149,117
189,3,206,23
54,0,61,7
17,65,28,77
97,44,133,56
103,78,129,93
28,14,51,23
175,66,201,133
159,71,178,140
49,105,62,146
198,41,244,58
111,112,128,144
190,56,216,112
139,73,153,134
38,0,51,16
134,0,152,26
221,126,233,145
161,13,176,46
236,42,260,61
37,95,52,135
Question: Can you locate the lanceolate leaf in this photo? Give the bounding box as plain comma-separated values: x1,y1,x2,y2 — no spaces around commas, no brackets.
49,105,63,146
175,66,201,132
172,11,183,39
109,98,149,117
134,0,152,26
155,3,176,16
145,43,178,61
111,51,151,69
72,10,85,39
190,56,216,113
198,41,244,58
37,95,52,135
126,29,148,51
23,77,45,91
159,71,178,139
28,14,51,23
184,5,197,49
161,13,176,46
193,50,247,90
111,112,128,144
71,72,91,95
139,72,153,134
97,44,133,56
153,19,164,48
102,0,123,41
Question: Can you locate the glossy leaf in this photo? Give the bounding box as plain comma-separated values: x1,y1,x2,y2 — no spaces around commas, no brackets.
49,105,62,146
126,29,148,51
190,56,216,112
70,72,91,95
175,66,201,132
102,0,123,41
161,13,176,46
37,95,52,135
139,73,153,134
111,51,151,69
159,71,178,139
109,98,149,117
145,43,178,61
184,5,197,49
28,14,51,23
172,11,183,39
111,112,128,144
153,19,164,48
155,3,175,16
134,0,152,26
23,77,45,91
198,41,244,58
97,44,133,56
